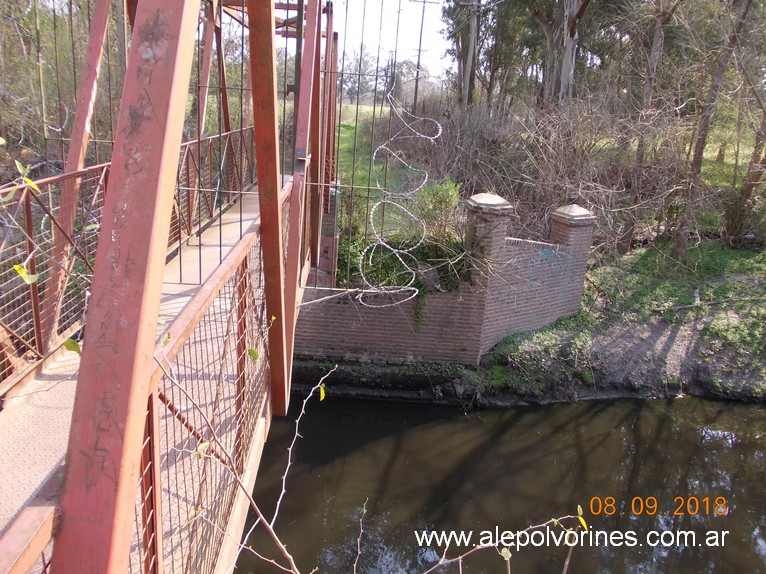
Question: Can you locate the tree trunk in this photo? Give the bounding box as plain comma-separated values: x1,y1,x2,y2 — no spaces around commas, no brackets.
618,0,681,255
724,108,766,245
558,1,578,103
672,0,752,260
534,0,591,106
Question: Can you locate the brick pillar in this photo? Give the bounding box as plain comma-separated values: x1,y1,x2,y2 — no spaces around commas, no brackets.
465,192,514,262
550,204,596,308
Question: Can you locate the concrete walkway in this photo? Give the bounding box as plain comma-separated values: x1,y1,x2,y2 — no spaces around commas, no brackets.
0,190,261,538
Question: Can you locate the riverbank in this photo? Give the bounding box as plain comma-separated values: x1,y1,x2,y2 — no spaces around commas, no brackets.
293,241,766,405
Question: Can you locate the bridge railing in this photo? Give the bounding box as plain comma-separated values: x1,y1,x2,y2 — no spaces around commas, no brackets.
170,127,256,252
0,180,295,574
134,217,272,574
0,163,108,396
0,128,257,395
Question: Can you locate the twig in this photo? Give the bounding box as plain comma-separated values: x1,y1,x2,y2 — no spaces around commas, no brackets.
561,543,574,574
271,366,338,528
652,296,765,313
420,515,581,574
353,499,368,574
154,354,303,574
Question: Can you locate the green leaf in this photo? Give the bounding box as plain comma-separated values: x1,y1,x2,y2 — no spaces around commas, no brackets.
500,548,511,560
319,383,326,401
577,504,583,517
247,348,259,360
196,441,209,460
83,223,100,232
578,516,588,532
23,177,41,194
15,160,24,175
0,189,17,203
162,332,171,347
63,338,81,355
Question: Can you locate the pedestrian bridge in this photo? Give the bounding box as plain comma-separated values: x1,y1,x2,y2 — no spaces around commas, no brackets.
0,1,337,572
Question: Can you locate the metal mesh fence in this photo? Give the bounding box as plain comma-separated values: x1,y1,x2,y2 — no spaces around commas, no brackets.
128,233,270,574
0,164,107,391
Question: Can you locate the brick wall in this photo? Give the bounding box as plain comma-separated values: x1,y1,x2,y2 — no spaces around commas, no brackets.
294,196,595,366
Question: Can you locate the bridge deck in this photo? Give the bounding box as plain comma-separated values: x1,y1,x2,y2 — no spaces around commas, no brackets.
0,190,262,540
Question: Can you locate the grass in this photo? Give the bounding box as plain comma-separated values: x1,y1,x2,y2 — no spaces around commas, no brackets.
589,241,766,359
589,241,766,319
335,113,466,289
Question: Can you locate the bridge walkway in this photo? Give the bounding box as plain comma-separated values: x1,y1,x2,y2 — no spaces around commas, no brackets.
0,190,262,544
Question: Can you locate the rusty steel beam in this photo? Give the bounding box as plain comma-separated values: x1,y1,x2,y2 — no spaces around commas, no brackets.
126,0,138,28
284,0,320,367
215,24,233,136
140,393,164,574
320,7,334,193
242,52,252,129
41,0,109,351
245,0,290,415
52,2,201,572
308,2,324,267
324,31,338,188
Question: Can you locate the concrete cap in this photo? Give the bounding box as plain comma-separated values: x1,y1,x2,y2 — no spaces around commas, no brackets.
551,204,596,225
464,193,514,215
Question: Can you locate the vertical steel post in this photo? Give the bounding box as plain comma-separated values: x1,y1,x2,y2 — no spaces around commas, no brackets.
320,4,334,204
52,1,201,571
235,257,248,473
140,393,163,574
41,1,110,351
284,0,319,371
308,2,323,267
329,32,338,183
246,0,290,415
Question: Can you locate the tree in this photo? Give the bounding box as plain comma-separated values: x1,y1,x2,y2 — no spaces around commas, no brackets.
340,46,376,102
617,0,684,255
672,0,754,259
276,47,296,96
382,57,419,103
531,0,593,105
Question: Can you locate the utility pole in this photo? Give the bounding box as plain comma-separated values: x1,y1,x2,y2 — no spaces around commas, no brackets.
462,0,479,110
412,0,427,114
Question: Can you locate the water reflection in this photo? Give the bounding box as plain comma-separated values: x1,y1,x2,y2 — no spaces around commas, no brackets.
238,398,766,573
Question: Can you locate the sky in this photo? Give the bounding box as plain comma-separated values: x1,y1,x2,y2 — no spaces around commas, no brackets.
331,0,454,78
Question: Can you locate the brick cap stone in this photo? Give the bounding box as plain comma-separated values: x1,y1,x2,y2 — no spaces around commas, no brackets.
551,204,596,226
464,193,514,215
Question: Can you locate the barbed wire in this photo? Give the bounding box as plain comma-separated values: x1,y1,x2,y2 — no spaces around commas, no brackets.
356,90,442,307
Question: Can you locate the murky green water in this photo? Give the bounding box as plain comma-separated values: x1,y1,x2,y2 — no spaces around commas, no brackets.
238,397,766,573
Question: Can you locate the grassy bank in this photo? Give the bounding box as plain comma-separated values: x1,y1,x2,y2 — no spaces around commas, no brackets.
486,240,766,401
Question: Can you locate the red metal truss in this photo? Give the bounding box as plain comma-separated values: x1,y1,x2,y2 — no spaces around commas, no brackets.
40,0,110,351
246,0,290,415
284,0,320,378
52,1,202,571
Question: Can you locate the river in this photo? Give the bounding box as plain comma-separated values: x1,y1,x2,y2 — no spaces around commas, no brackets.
237,397,766,573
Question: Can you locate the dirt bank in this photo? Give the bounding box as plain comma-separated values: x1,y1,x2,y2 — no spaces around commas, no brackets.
292,315,766,407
